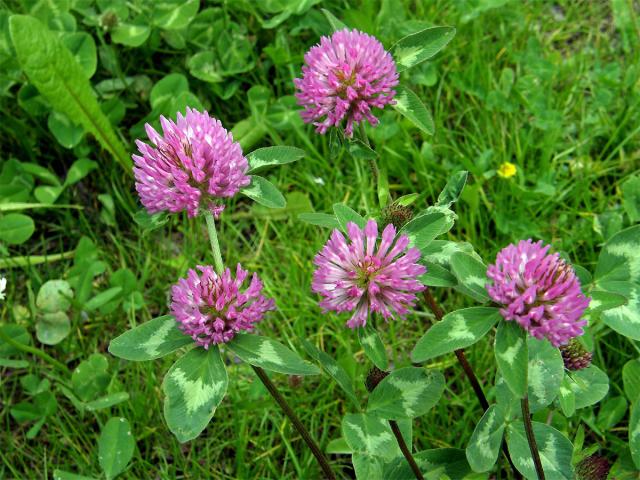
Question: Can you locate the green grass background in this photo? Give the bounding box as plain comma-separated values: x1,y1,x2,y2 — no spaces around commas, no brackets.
1,0,639,478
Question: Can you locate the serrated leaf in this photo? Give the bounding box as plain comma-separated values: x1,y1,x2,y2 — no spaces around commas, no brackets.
494,320,528,398
411,307,500,362
507,422,573,479
392,26,456,72
450,252,490,303
466,404,506,472
392,85,434,135
240,175,286,209
333,203,366,230
297,212,340,229
9,15,130,170
367,367,445,419
300,339,358,407
399,211,448,251
109,315,192,361
247,146,305,173
227,334,320,375
357,324,388,370
527,337,564,412
98,417,135,480
162,346,228,442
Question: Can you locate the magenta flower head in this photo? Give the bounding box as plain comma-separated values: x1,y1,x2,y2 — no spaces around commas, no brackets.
133,108,250,218
294,29,399,136
487,239,590,347
171,264,276,348
312,219,426,328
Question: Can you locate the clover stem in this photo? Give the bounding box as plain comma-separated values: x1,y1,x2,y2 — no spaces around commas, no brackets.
521,396,545,480
357,122,379,184
389,419,424,480
0,327,68,374
252,365,337,480
203,209,225,275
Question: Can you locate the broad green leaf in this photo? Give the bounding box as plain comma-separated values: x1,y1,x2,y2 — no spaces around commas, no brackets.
111,22,150,47
0,213,35,244
352,453,384,480
152,0,199,30
162,347,228,442
297,212,340,229
392,26,456,72
527,337,564,412
466,404,506,472
342,413,410,461
367,367,445,419
587,289,628,315
321,8,348,31
494,320,528,398
631,401,640,469
65,158,97,186
53,470,98,480
48,111,84,149
623,359,640,401
240,175,286,209
9,15,130,170
247,146,305,173
596,396,628,430
227,334,320,375
419,262,457,287
558,374,576,417
411,307,500,362
0,324,31,356
187,51,223,83
150,73,189,110
594,225,640,285
392,85,434,135
98,417,135,480
436,171,468,208
600,282,640,340
564,365,609,410
34,185,64,204
36,311,70,345
357,325,388,370
377,165,389,209
507,422,573,479
383,448,471,479
399,212,448,251
61,32,96,79
85,392,130,411
132,209,169,231
37,280,73,313
450,252,490,303
72,353,109,402
622,175,640,223
0,358,29,368
108,315,191,361
300,339,359,407
333,203,366,230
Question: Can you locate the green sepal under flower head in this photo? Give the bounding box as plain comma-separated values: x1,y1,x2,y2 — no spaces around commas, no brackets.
560,338,592,371
381,202,414,230
575,454,610,480
365,366,389,392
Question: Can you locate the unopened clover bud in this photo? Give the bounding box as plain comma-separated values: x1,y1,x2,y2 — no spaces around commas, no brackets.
575,454,610,480
365,366,389,392
560,338,592,371
381,202,414,230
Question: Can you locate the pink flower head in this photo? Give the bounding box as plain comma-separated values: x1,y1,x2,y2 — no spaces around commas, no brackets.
487,239,590,347
294,29,399,136
133,108,250,218
312,219,426,328
171,264,276,348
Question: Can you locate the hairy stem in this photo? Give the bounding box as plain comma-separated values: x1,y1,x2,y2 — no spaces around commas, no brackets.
521,396,545,480
389,420,424,480
358,122,379,184
203,209,224,275
0,327,69,374
252,365,336,480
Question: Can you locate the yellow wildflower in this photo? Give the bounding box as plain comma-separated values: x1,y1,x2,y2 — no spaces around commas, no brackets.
497,161,517,179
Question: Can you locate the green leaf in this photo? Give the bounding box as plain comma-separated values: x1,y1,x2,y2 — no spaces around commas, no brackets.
152,0,199,30
48,110,85,149
357,325,388,370
419,262,457,287
65,158,97,187
527,337,564,412
133,209,169,231
392,85,435,135
36,311,70,345
333,203,367,230
595,225,640,285
631,401,640,469
72,353,109,402
383,448,471,479
411,307,500,362
240,175,286,209
321,9,348,31
53,470,98,480
0,324,31,356
352,453,384,480
494,320,528,398
436,171,468,208
367,367,445,419
297,212,340,229
623,359,640,401
85,392,130,411
300,339,359,408
399,211,448,251
98,417,135,480
227,334,320,375
83,287,122,312
342,412,409,461
162,347,228,442
587,289,628,315
507,422,573,479
557,374,576,417
150,73,189,110
0,358,29,368
111,22,150,47
36,280,73,313
108,315,192,361
187,51,223,83
450,252,490,303
622,175,640,223
0,213,35,244
466,404,506,473
596,396,628,430
391,26,456,72
600,282,640,340
563,365,609,410
9,15,130,170
247,146,305,173
61,32,96,79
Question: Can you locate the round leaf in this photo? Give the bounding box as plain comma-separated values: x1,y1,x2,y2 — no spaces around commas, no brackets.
98,417,135,480
36,311,71,345
527,337,564,412
36,280,73,313
0,213,35,244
